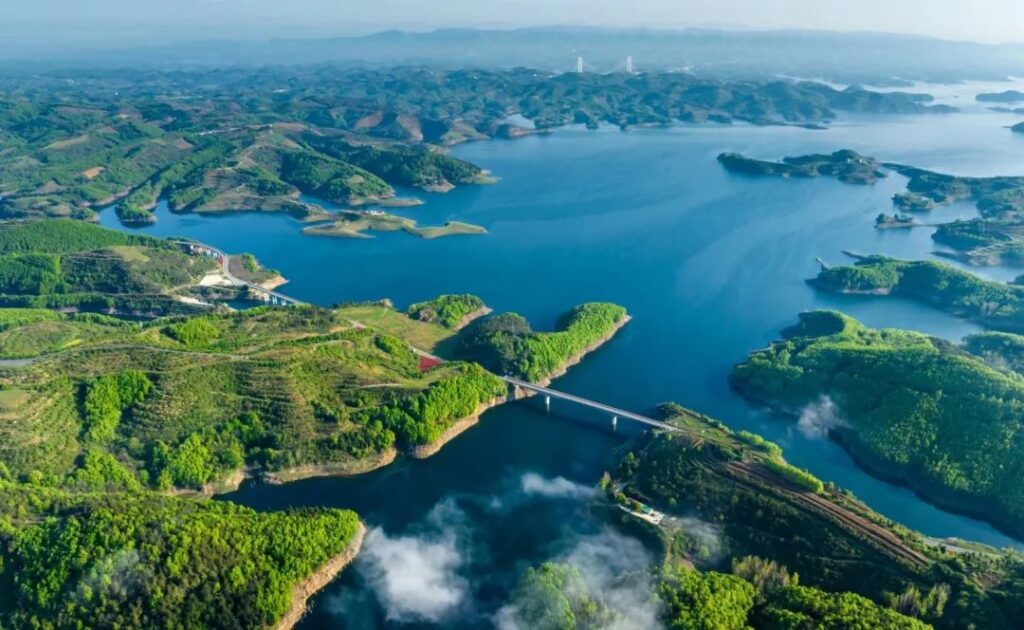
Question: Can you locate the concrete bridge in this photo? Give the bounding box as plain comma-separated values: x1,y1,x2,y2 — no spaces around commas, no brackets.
175,241,304,307
503,376,679,433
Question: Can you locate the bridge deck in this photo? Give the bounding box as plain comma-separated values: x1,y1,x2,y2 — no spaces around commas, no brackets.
503,377,678,432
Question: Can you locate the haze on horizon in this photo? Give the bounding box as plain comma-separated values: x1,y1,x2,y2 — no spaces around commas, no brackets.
3,0,1024,55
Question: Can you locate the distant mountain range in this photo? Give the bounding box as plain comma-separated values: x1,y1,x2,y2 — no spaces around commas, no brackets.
5,26,1024,84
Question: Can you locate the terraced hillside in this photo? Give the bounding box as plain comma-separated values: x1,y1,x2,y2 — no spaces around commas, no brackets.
614,403,1024,630
0,305,508,491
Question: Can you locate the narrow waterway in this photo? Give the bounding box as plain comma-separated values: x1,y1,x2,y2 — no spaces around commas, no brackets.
101,93,1024,627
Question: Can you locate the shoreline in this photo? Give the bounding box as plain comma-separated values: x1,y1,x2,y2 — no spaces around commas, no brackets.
453,306,493,331
409,396,506,459
263,449,399,484
207,314,631,493
533,314,632,389
830,430,1024,543
730,382,1024,543
273,521,366,630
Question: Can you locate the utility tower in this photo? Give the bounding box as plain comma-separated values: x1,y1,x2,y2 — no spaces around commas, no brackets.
625,55,634,74
576,56,584,73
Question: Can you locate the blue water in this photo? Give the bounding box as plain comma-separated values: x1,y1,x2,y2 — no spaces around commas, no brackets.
100,106,1024,626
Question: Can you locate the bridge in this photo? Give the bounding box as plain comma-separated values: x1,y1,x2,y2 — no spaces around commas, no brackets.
174,241,305,306
503,376,679,433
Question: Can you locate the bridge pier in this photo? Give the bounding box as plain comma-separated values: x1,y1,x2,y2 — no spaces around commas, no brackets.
545,395,551,412
612,415,618,431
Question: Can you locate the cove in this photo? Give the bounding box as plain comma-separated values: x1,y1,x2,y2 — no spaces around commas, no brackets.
100,107,1024,626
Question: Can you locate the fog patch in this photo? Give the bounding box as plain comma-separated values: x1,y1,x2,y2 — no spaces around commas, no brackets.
797,395,846,439
496,528,663,630
520,472,596,500
74,548,147,609
488,472,597,513
357,499,471,624
675,516,725,564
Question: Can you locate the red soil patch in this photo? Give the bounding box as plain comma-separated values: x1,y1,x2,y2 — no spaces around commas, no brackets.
418,355,441,372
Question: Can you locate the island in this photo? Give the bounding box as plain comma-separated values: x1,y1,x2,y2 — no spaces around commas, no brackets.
301,210,487,239
723,148,1024,267
809,253,1024,333
976,90,1024,103
730,310,1024,540
893,192,936,212
875,212,918,229
717,150,886,184
932,218,1024,266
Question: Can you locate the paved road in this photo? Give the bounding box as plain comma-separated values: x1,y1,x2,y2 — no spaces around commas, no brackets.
502,376,678,432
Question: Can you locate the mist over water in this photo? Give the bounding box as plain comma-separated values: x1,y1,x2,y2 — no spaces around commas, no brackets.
105,87,1024,627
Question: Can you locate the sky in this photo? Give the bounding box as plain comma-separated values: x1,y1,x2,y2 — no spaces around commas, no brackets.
4,0,1024,51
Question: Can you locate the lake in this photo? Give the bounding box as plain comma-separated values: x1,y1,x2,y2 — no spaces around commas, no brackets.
100,99,1024,627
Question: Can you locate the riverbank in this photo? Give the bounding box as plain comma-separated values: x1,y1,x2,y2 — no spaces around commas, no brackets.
730,377,1024,542
273,521,367,630
832,430,1024,542
262,449,399,484
454,306,493,331
409,396,506,459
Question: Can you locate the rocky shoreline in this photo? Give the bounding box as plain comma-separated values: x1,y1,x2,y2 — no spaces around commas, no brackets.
273,521,367,630
409,397,506,459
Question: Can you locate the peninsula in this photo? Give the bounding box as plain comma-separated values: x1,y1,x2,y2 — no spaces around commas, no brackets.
809,253,1024,334
717,150,886,184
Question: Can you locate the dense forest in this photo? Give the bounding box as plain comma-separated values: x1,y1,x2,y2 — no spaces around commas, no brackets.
731,310,1024,539
811,255,1024,333
456,303,628,381
606,401,1024,629
0,481,360,628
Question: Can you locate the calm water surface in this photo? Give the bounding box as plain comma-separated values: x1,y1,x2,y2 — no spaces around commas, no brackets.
101,99,1024,627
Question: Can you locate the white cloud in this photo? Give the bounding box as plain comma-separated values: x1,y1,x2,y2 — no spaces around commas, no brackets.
357,500,471,623
519,472,596,500
797,395,846,439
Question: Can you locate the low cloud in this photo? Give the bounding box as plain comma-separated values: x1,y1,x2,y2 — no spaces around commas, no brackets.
675,516,725,564
520,472,596,500
497,528,663,630
797,395,846,439
356,500,471,624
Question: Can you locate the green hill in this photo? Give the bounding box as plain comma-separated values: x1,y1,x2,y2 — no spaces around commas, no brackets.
731,311,1024,539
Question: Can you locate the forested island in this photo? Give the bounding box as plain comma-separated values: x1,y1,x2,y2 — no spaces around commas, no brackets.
976,90,1024,103
717,150,887,184
811,254,1024,334
722,148,1024,267
730,310,1024,540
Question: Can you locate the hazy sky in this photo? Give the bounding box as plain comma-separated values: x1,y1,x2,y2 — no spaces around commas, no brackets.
5,0,1024,49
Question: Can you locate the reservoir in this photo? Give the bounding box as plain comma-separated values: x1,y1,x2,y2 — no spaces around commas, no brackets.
101,100,1024,627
